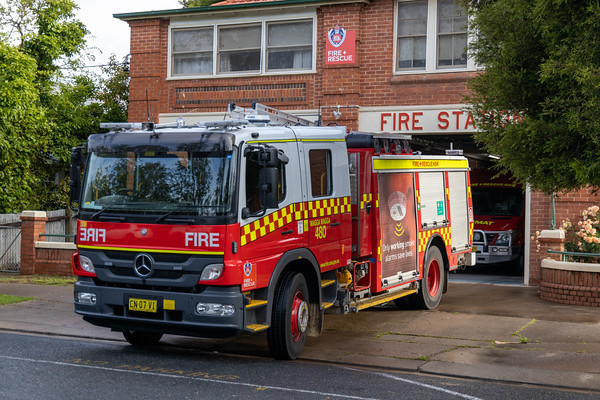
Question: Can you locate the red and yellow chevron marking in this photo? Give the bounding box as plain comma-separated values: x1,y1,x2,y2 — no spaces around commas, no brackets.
306,197,350,219
418,226,452,253
240,197,350,246
360,193,372,210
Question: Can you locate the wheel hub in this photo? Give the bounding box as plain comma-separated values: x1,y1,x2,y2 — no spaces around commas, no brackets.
291,291,308,342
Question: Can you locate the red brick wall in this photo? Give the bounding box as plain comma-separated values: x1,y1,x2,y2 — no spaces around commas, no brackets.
35,247,74,276
529,189,600,283
126,0,473,128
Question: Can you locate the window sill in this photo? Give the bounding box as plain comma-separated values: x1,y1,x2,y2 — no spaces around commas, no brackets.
390,70,479,85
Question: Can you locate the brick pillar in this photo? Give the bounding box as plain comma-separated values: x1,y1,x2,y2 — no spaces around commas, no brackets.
537,229,565,262
20,211,47,275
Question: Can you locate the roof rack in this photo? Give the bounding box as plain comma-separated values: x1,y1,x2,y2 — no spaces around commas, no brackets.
228,102,315,127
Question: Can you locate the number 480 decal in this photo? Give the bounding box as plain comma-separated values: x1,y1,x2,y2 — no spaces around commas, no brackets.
315,225,327,239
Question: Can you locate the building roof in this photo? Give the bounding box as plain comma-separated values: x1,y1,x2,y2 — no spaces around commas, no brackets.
114,0,367,20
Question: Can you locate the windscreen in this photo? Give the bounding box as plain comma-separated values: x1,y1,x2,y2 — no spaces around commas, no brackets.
81,149,236,218
472,187,523,217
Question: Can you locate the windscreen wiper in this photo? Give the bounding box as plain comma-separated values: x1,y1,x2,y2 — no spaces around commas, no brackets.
90,204,125,220
155,205,198,223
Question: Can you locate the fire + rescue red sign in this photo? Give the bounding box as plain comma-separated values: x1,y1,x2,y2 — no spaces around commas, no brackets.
326,25,356,65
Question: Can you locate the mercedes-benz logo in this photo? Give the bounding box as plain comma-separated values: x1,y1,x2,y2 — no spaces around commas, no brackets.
133,253,154,278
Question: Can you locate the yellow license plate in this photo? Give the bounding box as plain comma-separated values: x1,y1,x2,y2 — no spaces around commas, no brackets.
128,298,157,313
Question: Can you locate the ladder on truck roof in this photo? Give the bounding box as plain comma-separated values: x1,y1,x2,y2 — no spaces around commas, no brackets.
228,102,316,127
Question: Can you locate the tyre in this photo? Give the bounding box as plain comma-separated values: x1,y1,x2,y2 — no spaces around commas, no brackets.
415,246,445,310
267,272,309,360
123,330,163,346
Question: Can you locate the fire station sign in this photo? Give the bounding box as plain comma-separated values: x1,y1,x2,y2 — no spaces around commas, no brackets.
326,25,356,65
359,106,477,134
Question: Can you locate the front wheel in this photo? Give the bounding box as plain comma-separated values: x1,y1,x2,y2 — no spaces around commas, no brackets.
416,246,445,310
267,272,309,360
123,330,163,346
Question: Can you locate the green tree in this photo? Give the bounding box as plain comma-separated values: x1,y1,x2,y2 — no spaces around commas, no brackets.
0,43,51,212
179,0,221,8
464,0,600,193
0,0,129,212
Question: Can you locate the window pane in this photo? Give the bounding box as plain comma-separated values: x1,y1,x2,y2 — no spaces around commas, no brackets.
268,21,312,47
309,150,332,197
218,25,261,72
268,48,312,70
219,50,260,72
219,25,260,50
397,0,427,70
437,0,467,68
173,29,213,52
267,21,313,71
174,53,212,75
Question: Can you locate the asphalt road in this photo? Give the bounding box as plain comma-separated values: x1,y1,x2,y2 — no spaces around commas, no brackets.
0,331,597,400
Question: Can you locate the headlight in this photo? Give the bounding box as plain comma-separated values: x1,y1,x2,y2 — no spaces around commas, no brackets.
199,264,223,281
473,231,484,242
496,233,511,246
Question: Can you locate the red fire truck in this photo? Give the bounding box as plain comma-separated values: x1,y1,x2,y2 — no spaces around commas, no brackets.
70,104,475,359
470,169,525,271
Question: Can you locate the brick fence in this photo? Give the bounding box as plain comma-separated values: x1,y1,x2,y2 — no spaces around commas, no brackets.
20,211,75,276
538,229,600,307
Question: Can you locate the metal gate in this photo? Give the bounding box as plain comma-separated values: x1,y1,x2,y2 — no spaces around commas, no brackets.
0,226,21,272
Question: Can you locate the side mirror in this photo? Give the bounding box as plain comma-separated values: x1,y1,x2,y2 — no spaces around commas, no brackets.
69,147,84,211
259,167,279,209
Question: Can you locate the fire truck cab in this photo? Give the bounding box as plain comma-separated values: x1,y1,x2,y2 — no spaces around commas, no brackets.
71,104,475,360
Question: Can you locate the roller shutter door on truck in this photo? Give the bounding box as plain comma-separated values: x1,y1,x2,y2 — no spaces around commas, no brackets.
418,172,446,229
448,171,469,251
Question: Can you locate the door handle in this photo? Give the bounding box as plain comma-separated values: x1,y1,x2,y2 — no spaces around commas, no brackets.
330,222,340,227
281,229,294,235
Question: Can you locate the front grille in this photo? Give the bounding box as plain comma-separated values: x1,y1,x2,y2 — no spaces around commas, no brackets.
104,250,190,264
108,266,184,280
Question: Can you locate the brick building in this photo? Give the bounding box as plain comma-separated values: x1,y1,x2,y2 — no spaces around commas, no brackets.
116,0,597,285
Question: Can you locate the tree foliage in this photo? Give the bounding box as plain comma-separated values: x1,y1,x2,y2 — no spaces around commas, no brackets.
0,0,129,213
179,0,221,8
464,0,600,193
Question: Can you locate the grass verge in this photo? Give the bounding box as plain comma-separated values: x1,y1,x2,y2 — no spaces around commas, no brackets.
0,294,35,306
0,273,76,286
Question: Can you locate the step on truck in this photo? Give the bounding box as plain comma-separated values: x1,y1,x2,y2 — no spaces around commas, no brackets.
70,103,476,359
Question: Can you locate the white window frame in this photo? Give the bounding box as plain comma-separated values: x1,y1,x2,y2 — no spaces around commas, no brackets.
394,0,476,74
168,14,316,79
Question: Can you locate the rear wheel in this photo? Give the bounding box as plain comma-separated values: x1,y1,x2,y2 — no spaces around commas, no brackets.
416,246,445,310
123,330,163,346
267,272,309,360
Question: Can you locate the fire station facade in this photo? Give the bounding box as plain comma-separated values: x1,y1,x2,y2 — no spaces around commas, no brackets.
116,0,598,285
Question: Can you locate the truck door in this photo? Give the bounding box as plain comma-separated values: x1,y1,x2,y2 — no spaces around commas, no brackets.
302,142,352,270
349,151,373,258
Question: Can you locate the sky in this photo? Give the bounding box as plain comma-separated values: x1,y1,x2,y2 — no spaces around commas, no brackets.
74,0,181,69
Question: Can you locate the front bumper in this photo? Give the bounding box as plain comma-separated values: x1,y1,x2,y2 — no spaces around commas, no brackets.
74,279,245,338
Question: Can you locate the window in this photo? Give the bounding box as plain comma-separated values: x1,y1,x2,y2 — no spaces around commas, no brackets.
267,21,313,71
437,0,467,68
170,18,314,77
219,24,261,73
172,28,213,76
309,150,332,197
396,0,469,72
397,0,427,70
245,152,286,215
